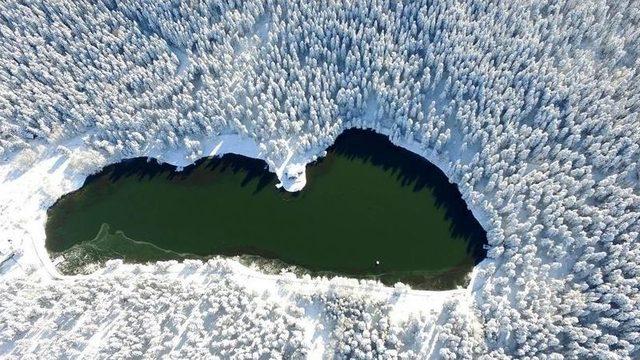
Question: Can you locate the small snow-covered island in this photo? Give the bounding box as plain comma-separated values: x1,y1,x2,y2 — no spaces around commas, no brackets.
1,0,639,359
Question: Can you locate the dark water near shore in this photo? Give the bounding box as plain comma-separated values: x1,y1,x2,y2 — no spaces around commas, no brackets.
46,129,486,289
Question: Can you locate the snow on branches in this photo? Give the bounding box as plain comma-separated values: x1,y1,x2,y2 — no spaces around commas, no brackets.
1,0,639,358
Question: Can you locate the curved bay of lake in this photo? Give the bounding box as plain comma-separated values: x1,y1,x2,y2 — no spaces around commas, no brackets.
46,129,487,289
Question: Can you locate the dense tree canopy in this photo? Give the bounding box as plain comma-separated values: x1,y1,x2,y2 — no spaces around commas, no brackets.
1,0,639,358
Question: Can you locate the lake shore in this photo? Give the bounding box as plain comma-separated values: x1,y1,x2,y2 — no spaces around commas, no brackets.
46,129,486,289
0,127,493,353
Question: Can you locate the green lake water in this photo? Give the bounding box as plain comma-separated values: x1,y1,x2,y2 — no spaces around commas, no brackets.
46,129,486,289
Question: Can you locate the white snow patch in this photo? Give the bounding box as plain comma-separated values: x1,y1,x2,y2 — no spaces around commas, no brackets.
276,162,307,191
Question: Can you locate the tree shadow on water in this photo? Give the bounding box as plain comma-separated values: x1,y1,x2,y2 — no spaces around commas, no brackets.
96,155,275,194
329,129,487,263
193,155,275,193
103,158,171,183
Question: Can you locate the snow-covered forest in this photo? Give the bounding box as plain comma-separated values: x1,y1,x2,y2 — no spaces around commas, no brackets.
1,0,639,358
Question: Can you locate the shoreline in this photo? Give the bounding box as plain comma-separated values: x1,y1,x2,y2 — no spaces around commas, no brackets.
0,126,492,324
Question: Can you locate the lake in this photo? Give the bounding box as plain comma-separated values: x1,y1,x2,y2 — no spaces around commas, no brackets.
46,129,487,289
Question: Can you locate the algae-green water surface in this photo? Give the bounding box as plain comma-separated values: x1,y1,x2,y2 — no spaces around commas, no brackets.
46,129,486,289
